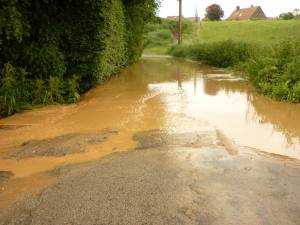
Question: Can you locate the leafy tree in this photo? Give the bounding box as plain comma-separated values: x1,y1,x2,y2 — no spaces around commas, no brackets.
279,12,295,20
293,9,300,19
293,8,300,17
205,4,224,21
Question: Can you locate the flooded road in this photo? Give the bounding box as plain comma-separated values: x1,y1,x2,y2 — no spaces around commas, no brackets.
2,57,300,164
1,57,300,224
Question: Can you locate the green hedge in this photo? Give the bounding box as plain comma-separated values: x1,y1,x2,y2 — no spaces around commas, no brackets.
169,40,251,67
0,0,158,116
244,40,300,102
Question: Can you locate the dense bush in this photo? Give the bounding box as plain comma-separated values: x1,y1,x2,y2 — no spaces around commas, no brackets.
168,38,300,102
169,40,251,67
124,0,159,62
244,40,300,102
0,0,158,116
279,12,295,20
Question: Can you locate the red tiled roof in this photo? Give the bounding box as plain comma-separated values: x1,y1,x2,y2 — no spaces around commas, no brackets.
227,6,266,20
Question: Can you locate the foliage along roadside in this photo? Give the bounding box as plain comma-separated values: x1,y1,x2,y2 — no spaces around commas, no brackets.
169,39,300,103
144,19,300,103
0,0,159,116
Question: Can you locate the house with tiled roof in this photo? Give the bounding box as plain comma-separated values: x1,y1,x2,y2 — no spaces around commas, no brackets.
227,5,267,20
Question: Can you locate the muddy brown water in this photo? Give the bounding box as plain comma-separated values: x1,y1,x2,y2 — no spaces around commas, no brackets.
1,56,300,207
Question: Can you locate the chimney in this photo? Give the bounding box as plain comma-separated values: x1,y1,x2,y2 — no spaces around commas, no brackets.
236,6,240,11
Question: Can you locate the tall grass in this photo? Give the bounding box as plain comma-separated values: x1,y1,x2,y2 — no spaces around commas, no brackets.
0,64,18,116
244,40,300,102
169,40,251,67
0,63,81,116
169,38,300,102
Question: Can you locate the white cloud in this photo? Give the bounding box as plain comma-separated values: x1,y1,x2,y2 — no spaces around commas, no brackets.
158,0,300,18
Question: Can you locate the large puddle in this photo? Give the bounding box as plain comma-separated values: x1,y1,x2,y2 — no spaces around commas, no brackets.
1,57,300,185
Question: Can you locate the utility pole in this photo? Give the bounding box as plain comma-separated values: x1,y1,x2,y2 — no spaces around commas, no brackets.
178,0,182,44
195,7,199,22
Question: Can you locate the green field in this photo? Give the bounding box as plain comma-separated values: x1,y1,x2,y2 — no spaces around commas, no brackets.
144,19,300,54
193,20,300,44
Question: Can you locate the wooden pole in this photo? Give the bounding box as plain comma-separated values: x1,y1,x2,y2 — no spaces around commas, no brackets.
178,0,182,44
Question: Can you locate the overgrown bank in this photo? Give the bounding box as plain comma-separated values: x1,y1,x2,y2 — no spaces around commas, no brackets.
169,40,300,102
0,0,158,116
144,19,300,103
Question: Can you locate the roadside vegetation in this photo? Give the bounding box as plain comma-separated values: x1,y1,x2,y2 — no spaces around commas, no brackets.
144,18,300,102
143,19,194,54
0,0,158,116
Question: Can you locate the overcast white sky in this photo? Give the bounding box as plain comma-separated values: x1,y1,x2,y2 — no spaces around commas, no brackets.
158,0,300,18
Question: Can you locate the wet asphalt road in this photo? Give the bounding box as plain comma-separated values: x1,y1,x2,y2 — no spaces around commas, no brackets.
1,130,300,225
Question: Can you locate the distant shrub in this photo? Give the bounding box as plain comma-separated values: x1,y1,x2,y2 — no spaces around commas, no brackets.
144,29,175,47
167,44,191,58
279,12,295,20
144,19,194,51
169,40,251,67
205,4,224,21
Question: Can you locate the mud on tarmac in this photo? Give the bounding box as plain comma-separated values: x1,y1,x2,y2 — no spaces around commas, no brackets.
0,171,14,185
1,130,300,225
1,129,118,160
133,129,215,150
